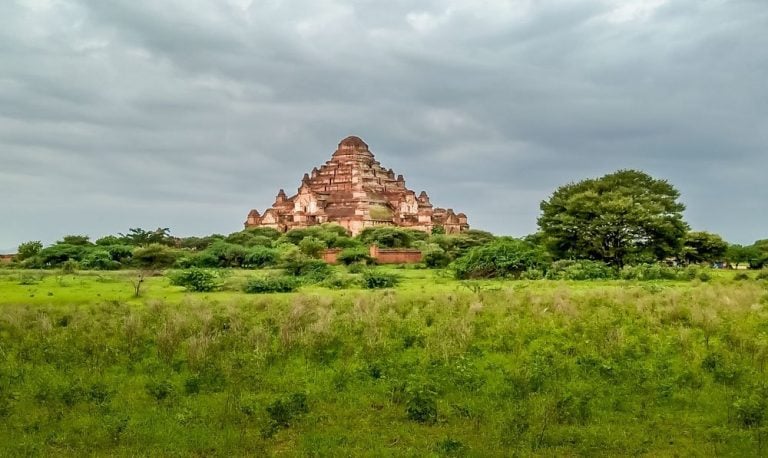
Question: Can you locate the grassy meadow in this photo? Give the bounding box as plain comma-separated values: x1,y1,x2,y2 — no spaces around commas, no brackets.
1,267,768,456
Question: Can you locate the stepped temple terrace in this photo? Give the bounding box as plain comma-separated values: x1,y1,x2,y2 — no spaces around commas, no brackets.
245,136,469,236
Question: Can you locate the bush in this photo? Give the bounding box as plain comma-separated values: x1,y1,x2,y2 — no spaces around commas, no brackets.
244,276,299,293
422,245,450,268
733,272,750,281
266,393,309,428
336,247,373,266
282,249,332,281
81,250,120,270
243,246,279,268
61,259,79,274
406,387,438,424
132,244,179,269
545,260,615,281
320,273,361,290
169,268,221,292
362,270,400,289
452,238,549,279
521,269,544,280
620,264,685,281
756,269,768,281
299,237,327,258
347,263,367,274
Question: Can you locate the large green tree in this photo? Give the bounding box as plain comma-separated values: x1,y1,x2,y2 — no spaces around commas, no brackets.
538,170,688,267
680,231,728,265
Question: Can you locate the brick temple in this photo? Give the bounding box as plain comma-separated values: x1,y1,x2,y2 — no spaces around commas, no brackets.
244,136,469,235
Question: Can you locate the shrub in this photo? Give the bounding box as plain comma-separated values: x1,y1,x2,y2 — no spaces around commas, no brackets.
81,250,120,270
169,268,221,292
452,238,549,279
61,259,79,274
282,249,332,281
320,273,361,290
521,269,544,280
336,247,373,266
243,246,279,268
733,395,765,428
756,269,768,281
244,276,299,293
132,243,179,269
406,387,438,424
545,260,615,281
266,393,309,428
347,262,367,274
620,264,684,281
362,270,400,289
422,245,450,268
299,237,327,258
145,379,175,402
733,272,750,281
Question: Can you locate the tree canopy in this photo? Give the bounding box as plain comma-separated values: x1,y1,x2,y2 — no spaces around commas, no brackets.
538,170,688,267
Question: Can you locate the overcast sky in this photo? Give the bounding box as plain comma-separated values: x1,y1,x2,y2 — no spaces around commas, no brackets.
1,0,766,251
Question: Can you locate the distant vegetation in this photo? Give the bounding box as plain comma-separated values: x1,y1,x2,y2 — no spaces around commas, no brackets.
7,170,768,280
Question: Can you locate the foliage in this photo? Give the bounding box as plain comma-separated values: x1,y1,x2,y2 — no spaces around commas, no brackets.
538,169,688,267
16,240,43,261
620,264,687,281
281,248,332,281
80,250,120,270
243,275,299,293
452,238,549,279
202,241,249,268
95,235,122,246
59,235,92,246
545,260,615,280
357,227,426,248
336,247,373,266
37,243,89,267
361,270,400,288
319,273,361,289
681,231,728,265
405,386,438,424
299,236,327,258
280,224,351,248
120,227,175,247
421,244,450,268
243,246,280,268
168,268,221,292
132,243,179,269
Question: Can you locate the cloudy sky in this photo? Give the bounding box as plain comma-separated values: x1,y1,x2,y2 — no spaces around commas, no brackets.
1,0,766,251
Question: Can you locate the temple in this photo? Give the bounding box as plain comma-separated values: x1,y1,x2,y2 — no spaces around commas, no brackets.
244,136,469,235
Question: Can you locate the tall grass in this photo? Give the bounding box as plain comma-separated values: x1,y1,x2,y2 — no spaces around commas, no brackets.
0,272,767,455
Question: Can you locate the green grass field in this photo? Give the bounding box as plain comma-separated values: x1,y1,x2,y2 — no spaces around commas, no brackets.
1,267,767,456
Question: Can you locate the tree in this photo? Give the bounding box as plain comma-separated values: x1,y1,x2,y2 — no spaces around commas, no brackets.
132,244,178,269
538,170,688,267
120,228,174,246
299,236,327,258
681,231,728,265
16,241,43,261
59,235,92,246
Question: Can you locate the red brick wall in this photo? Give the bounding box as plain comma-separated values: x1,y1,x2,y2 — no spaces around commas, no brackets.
373,250,422,264
0,254,15,264
322,249,342,264
320,246,422,265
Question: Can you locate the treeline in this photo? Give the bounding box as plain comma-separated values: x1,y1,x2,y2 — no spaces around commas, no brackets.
9,225,495,272
8,224,768,280
7,170,768,280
